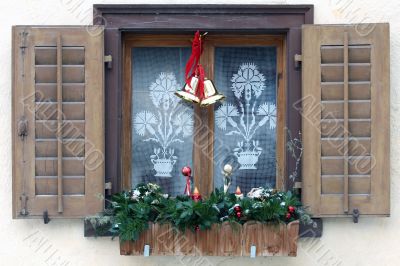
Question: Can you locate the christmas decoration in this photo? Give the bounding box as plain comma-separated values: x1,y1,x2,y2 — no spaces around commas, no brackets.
235,186,244,200
105,183,312,242
182,166,192,196
222,164,233,193
191,187,202,202
200,78,225,107
234,204,241,212
175,31,224,106
288,206,295,213
182,166,191,177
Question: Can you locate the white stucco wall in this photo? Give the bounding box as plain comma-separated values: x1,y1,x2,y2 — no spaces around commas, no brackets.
1,0,399,265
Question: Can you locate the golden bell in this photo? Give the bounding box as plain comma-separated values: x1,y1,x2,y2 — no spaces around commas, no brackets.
200,79,225,107
175,76,201,104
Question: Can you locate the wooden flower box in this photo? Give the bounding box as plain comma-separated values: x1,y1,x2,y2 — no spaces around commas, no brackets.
120,220,299,257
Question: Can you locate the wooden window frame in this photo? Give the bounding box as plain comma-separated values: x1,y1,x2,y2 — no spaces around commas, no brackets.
93,4,314,194
123,34,285,194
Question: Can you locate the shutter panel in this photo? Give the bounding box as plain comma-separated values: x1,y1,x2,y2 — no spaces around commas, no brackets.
301,24,390,217
12,26,104,218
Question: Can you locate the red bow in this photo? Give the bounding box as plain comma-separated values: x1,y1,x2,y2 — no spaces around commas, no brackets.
184,31,205,100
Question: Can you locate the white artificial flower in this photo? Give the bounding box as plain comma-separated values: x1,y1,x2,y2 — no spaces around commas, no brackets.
151,199,159,205
132,189,141,200
280,202,286,207
145,191,150,196
253,189,262,198
163,194,169,199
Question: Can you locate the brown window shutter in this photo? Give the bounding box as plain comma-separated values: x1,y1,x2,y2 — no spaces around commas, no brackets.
12,26,105,218
301,24,390,217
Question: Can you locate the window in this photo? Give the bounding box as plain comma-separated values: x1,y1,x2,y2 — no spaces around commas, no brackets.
97,5,312,196
122,35,285,196
123,37,194,196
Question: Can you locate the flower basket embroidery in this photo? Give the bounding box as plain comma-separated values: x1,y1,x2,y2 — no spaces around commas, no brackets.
133,72,193,177
216,63,276,170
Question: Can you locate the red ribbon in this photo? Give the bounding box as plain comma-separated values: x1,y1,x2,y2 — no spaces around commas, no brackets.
195,64,205,99
185,31,205,99
184,176,191,196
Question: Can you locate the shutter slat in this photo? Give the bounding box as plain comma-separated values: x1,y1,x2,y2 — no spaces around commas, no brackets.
36,139,85,157
321,82,371,101
302,24,389,217
36,176,85,195
36,83,85,102
322,175,371,194
320,45,371,64
321,63,371,82
13,26,104,218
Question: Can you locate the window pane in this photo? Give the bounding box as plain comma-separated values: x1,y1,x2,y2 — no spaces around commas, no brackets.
131,47,193,196
213,47,277,193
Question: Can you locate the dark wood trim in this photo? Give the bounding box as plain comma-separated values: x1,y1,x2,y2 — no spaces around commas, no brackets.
94,4,314,15
93,4,314,193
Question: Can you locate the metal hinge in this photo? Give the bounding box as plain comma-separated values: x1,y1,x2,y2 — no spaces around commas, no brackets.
293,182,302,189
17,116,28,140
104,55,112,69
19,193,28,216
105,182,112,196
19,30,28,52
294,54,302,69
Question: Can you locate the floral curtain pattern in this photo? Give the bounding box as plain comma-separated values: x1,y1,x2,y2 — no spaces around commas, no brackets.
131,47,193,196
213,47,278,193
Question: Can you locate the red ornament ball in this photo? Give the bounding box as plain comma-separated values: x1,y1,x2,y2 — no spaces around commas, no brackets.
286,213,291,219
234,205,241,212
288,206,295,213
236,211,242,218
182,166,192,177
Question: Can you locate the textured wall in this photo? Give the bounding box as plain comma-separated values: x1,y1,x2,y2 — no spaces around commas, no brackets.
1,0,399,265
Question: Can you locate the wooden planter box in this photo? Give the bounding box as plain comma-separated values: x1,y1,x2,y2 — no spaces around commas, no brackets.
120,220,299,257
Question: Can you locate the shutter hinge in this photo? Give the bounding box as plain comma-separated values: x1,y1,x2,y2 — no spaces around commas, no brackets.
17,116,28,140
19,193,28,216
293,182,302,189
294,54,302,69
105,182,112,196
19,30,28,53
104,55,112,69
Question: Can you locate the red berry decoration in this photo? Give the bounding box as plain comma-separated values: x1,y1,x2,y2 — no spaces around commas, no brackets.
234,205,241,212
286,213,291,219
194,225,200,232
182,166,192,177
236,211,242,218
288,206,295,213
